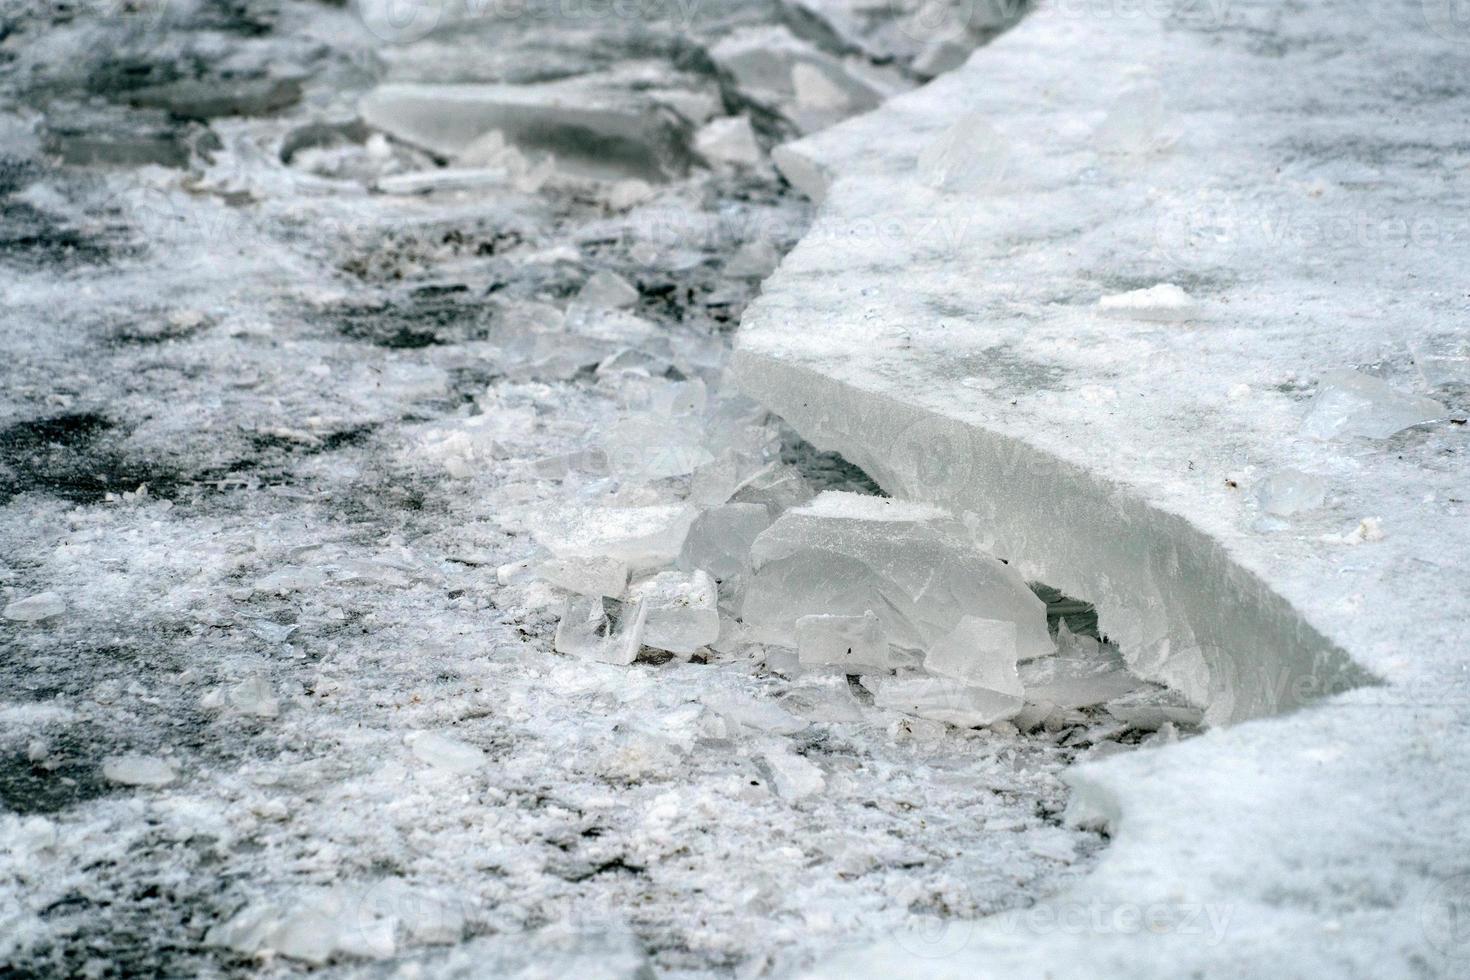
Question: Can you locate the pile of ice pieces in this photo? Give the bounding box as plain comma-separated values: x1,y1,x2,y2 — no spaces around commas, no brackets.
497,373,1198,733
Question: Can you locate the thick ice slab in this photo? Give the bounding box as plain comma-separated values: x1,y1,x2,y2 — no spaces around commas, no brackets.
735,0,1470,974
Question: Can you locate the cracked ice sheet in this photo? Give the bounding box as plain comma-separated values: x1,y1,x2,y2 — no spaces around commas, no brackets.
734,0,1470,976
0,0,1116,975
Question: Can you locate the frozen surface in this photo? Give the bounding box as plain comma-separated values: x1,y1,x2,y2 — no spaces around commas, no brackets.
0,0,1141,975
735,0,1470,975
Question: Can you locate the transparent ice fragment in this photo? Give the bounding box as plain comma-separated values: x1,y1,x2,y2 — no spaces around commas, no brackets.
1256,469,1327,516
535,556,628,598
795,610,892,674
1019,624,1144,709
760,747,826,799
3,591,64,622
695,116,763,167
742,492,1053,658
533,504,696,571
792,62,851,110
626,570,719,654
554,595,647,665
1300,369,1448,440
603,416,715,481
406,731,485,774
1094,82,1175,156
102,754,177,786
678,503,773,580
729,463,815,514
691,450,770,507
922,616,1023,694
576,270,640,310
916,112,1009,193
703,694,807,735
530,448,609,480
872,675,1023,727
229,676,280,718
1097,283,1194,321
725,239,781,278
1104,685,1203,731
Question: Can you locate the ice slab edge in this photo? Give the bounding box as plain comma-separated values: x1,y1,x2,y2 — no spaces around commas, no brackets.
733,354,1369,725
734,0,1470,972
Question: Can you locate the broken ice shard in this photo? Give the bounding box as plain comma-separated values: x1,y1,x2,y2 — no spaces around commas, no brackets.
533,504,696,571
1097,283,1194,321
359,82,695,183
102,754,177,786
535,556,629,598
741,492,1053,660
729,463,815,514
922,615,1024,692
678,503,773,580
626,570,719,655
1104,684,1204,731
3,591,64,622
872,675,1023,727
695,116,763,168
1018,623,1144,709
406,731,486,774
1093,82,1173,156
1255,469,1327,517
554,595,647,666
576,270,640,310
1300,369,1448,440
916,112,1010,194
795,609,892,674
603,416,714,481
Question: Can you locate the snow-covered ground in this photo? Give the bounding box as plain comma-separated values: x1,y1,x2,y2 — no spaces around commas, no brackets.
0,1,1197,976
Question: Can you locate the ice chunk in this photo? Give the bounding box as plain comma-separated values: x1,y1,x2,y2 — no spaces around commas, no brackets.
678,503,773,580
1019,624,1144,709
792,63,851,111
725,239,782,279
626,570,719,654
603,416,715,481
873,675,1023,727
729,463,815,514
372,167,514,195
1256,469,1327,517
207,881,462,964
554,596,647,665
795,610,892,674
742,492,1053,658
1300,369,1448,440
576,270,640,310
406,731,485,774
535,556,628,598
703,694,807,735
695,116,763,168
1094,82,1175,156
533,504,696,571
923,616,1024,689
916,112,1009,194
690,450,768,506
103,754,177,786
360,82,694,183
3,591,64,622
1098,283,1194,321
1105,685,1204,731
760,747,826,799
229,676,280,718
